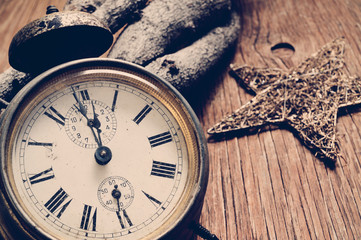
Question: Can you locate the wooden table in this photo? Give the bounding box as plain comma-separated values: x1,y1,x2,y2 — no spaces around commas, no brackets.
1,0,361,239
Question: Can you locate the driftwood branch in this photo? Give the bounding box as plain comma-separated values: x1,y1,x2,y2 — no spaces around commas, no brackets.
108,0,232,66
145,11,240,95
64,0,239,96
0,68,33,109
1,0,240,112
63,0,106,13
64,0,148,33
93,0,148,33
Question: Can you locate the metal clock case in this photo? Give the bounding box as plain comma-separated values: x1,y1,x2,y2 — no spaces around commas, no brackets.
0,58,208,240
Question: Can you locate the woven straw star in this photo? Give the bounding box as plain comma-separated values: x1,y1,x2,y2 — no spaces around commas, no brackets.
208,37,361,162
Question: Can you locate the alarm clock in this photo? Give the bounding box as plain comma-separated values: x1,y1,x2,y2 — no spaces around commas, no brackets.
0,6,209,240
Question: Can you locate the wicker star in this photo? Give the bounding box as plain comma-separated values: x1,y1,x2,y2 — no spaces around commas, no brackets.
208,37,361,162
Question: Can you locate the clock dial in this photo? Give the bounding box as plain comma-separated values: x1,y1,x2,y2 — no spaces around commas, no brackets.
0,60,206,240
97,176,135,212
65,98,117,148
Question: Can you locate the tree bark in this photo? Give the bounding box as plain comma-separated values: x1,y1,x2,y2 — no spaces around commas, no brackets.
108,0,232,66
64,0,148,33
63,0,106,13
93,0,148,33
0,68,32,109
145,11,240,96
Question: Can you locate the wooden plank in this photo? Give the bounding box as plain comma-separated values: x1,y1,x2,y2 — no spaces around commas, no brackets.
0,0,361,239
197,0,361,239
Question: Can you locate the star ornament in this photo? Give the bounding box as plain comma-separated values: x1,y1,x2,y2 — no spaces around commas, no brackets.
208,37,361,163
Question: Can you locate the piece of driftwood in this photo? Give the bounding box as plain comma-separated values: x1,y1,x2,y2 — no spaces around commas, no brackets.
63,0,106,13
93,0,148,33
145,11,240,95
108,0,232,66
64,0,148,33
0,0,237,111
0,68,32,109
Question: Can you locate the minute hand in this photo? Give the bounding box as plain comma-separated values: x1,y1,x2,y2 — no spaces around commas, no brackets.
91,101,102,146
72,88,102,147
72,87,87,118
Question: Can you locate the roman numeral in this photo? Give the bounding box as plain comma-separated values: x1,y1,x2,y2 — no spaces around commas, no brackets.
45,188,72,218
80,205,97,231
116,209,133,229
28,168,55,185
72,88,90,102
111,90,118,112
148,131,172,148
28,141,53,147
44,106,65,126
133,105,152,124
142,191,162,207
79,90,90,101
151,161,176,179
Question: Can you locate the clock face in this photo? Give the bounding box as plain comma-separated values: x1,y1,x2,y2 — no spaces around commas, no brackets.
0,60,206,240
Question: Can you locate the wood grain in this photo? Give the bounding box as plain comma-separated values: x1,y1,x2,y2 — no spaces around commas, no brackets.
0,0,361,239
198,0,361,239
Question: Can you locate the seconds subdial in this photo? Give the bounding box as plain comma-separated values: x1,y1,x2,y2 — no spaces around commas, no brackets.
65,99,117,148
97,176,135,212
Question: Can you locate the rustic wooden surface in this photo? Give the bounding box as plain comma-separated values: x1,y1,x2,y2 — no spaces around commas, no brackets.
1,0,361,239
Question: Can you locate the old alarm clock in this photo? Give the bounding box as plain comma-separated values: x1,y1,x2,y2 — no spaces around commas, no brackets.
0,6,209,240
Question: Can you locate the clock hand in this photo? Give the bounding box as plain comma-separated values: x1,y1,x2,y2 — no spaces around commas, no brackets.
112,185,127,228
71,87,87,118
112,185,121,210
73,103,102,147
89,124,102,147
87,101,112,165
112,185,122,216
71,87,102,147
90,101,101,128
90,101,103,146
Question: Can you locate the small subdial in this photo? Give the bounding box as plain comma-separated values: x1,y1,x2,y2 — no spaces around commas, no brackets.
97,176,135,212
65,100,116,148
